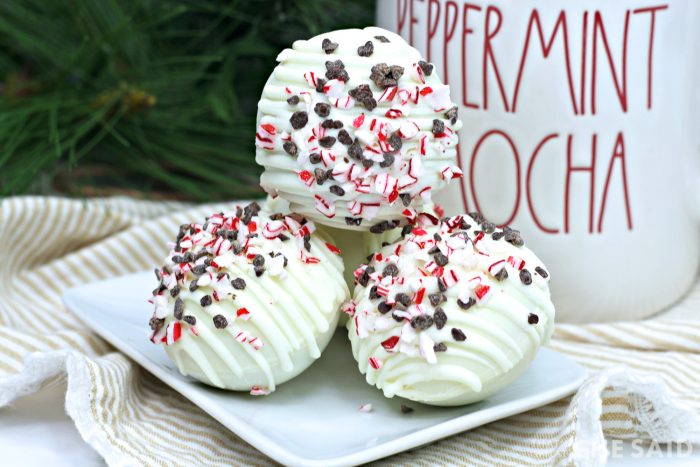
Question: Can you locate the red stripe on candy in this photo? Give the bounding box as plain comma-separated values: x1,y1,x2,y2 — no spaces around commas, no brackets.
325,242,342,255
381,336,400,351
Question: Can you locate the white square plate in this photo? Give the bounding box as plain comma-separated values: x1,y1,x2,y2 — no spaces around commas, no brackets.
64,271,586,466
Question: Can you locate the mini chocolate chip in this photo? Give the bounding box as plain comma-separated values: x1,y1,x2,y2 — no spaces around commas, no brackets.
520,269,533,285
319,136,336,148
244,201,260,219
428,293,445,307
535,266,549,278
369,221,389,234
395,293,412,307
200,295,212,307
433,308,447,329
457,297,476,310
434,253,448,267
253,254,265,267
189,279,199,292
418,60,434,76
283,141,298,157
468,211,486,224
369,286,380,300
437,278,447,292
314,103,330,117
528,313,539,324
370,63,404,88
506,232,524,247
315,78,327,93
325,59,349,82
399,193,412,207
314,167,328,185
401,404,414,414
358,269,371,287
444,106,459,124
411,314,434,330
374,35,390,43
345,217,363,226
287,95,300,105
451,328,467,341
337,129,353,145
149,317,164,330
192,264,206,275
170,286,180,298
348,84,377,110
329,185,345,196
183,252,195,263
321,38,338,54
361,157,374,168
433,342,447,352
171,255,184,263
322,119,343,129
378,301,393,314
379,153,395,168
357,40,374,57
309,152,322,164
492,231,505,241
290,111,308,130
388,132,402,152
432,119,445,136
231,278,246,290
183,315,196,326
400,224,413,237
494,268,509,281
481,222,495,233
383,263,399,277
174,297,184,320
348,140,363,159
213,314,228,329
255,266,265,277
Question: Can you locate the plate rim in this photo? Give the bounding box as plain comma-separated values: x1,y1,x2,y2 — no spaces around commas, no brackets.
63,271,587,467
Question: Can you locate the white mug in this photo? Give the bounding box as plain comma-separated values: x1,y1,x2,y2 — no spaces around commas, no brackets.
377,0,700,322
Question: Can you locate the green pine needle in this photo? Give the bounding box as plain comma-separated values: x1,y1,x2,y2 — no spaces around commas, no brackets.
0,0,375,201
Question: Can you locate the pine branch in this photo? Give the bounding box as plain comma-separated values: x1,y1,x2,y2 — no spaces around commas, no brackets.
0,0,375,200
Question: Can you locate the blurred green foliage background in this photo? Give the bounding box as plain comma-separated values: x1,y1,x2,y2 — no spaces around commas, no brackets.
0,0,375,200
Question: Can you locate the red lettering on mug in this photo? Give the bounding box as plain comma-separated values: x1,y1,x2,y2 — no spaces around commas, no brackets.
597,132,633,232
482,6,510,111
469,130,521,226
462,3,481,108
526,133,560,234
591,10,630,114
512,10,578,115
632,5,669,109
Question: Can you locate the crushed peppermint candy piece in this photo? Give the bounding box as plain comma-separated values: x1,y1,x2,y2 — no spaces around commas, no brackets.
250,386,271,396
358,403,373,413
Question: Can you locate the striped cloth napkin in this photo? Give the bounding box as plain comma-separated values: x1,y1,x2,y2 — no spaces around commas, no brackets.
0,196,699,466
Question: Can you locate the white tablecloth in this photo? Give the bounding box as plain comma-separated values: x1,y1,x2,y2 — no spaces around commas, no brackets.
2,382,698,467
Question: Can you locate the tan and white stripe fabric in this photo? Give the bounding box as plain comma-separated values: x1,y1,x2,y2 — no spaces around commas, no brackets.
0,196,699,466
